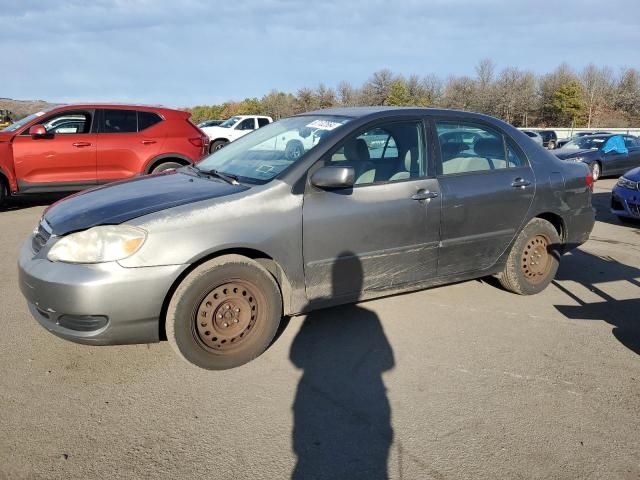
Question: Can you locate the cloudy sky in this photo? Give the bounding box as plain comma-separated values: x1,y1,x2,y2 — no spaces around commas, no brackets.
2,0,639,107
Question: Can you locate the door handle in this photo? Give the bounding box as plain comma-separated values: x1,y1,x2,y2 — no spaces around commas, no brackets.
141,140,157,145
72,142,91,147
411,190,439,201
511,178,531,188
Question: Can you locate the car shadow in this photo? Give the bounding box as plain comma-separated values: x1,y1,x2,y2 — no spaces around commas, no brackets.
554,249,640,356
0,193,69,213
290,252,395,480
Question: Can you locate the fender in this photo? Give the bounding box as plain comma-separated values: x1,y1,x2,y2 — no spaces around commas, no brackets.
144,153,193,174
0,157,17,193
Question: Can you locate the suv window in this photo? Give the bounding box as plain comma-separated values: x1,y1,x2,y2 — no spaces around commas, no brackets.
238,118,255,131
257,118,270,128
21,110,92,135
437,122,508,174
103,109,137,133
138,111,162,131
329,121,426,185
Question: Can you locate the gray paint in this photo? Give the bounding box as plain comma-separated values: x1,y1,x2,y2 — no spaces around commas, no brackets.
18,107,595,346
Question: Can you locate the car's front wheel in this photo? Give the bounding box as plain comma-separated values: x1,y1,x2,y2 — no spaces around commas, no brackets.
166,255,282,370
151,161,185,174
497,218,561,295
547,140,556,150
0,178,7,208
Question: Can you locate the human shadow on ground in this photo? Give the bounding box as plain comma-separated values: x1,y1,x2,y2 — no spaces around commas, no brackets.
0,193,68,212
554,248,640,355
290,252,395,480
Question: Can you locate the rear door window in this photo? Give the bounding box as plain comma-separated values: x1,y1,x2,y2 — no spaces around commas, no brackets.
257,118,270,128
102,109,138,133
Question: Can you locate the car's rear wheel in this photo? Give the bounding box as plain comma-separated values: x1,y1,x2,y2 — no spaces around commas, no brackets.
0,177,7,207
166,255,282,370
497,218,561,295
151,161,184,174
590,161,601,182
210,140,228,153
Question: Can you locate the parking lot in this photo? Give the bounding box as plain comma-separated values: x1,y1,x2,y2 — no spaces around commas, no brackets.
0,178,638,479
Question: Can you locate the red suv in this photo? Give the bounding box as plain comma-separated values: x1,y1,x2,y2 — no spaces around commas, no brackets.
0,104,209,206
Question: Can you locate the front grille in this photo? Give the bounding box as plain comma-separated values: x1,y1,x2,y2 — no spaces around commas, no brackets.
628,201,640,217
32,220,52,253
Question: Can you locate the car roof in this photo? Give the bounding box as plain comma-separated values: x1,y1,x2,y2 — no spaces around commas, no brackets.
300,106,502,122
45,103,187,117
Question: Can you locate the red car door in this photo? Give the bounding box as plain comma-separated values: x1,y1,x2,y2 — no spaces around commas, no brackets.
96,108,163,182
12,109,97,191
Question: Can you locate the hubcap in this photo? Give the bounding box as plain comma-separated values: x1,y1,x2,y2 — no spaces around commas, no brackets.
592,163,600,180
194,281,258,351
521,234,551,284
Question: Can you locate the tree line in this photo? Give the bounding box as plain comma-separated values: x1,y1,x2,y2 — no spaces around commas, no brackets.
188,60,640,128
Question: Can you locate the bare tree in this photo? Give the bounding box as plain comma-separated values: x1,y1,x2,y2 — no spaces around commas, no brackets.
441,75,476,110
362,69,394,105
581,64,614,127
474,58,497,114
337,81,357,106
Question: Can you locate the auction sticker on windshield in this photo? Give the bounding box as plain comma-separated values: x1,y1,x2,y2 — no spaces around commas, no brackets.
305,119,344,131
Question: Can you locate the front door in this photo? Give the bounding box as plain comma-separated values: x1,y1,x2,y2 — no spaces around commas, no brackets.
434,119,535,276
12,109,97,191
303,119,441,302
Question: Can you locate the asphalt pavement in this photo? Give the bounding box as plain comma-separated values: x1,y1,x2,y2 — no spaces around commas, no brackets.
1,179,638,479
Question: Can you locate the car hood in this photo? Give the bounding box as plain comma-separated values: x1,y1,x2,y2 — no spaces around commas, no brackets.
201,126,229,137
44,170,249,236
554,148,599,160
623,166,640,181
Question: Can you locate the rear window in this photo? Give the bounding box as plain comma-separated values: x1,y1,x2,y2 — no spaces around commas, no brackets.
258,118,270,128
138,111,163,131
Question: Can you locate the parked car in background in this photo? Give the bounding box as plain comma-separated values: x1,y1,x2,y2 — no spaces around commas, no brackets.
611,166,640,221
200,115,273,153
521,130,544,146
556,131,613,149
198,119,224,128
537,130,558,149
554,134,640,181
0,104,209,206
18,107,595,370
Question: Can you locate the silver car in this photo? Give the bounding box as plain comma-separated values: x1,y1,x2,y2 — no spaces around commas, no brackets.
521,130,544,147
18,107,595,370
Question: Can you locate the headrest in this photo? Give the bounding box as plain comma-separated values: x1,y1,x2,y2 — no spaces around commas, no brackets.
474,138,504,158
440,142,466,159
345,138,370,162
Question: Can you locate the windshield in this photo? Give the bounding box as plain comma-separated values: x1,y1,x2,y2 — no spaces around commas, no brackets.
563,136,606,150
219,116,241,128
195,115,352,184
1,107,56,132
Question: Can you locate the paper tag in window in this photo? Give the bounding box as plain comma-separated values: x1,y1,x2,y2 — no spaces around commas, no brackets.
305,119,343,131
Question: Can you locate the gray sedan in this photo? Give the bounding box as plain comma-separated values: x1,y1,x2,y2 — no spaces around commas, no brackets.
18,107,595,370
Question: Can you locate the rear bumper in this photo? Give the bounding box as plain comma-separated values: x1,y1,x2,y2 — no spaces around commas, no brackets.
18,240,188,345
566,206,595,248
611,186,640,219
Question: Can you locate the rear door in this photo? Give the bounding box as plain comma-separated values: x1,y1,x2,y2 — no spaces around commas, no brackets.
12,109,97,191
434,119,535,276
303,118,441,301
96,108,163,182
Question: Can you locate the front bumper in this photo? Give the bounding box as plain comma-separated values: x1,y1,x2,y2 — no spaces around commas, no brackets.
611,185,640,219
18,240,188,345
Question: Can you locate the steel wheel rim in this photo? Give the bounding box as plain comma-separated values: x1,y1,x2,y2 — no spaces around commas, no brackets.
521,234,552,284
592,163,600,180
193,280,259,351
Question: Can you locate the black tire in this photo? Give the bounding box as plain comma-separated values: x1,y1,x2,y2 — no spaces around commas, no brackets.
547,140,556,150
210,140,228,153
497,218,561,295
285,140,304,160
166,254,282,370
0,177,7,208
151,161,184,174
590,161,601,182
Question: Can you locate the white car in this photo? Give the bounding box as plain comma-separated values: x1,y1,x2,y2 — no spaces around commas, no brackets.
201,115,273,152
521,130,544,147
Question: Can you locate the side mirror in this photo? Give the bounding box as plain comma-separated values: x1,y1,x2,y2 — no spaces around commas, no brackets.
29,125,47,137
311,166,355,189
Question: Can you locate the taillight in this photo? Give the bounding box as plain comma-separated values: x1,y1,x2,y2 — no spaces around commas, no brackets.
585,173,594,190
189,137,204,147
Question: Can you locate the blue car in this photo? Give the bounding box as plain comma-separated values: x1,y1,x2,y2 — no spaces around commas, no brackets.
611,166,640,221
555,134,640,181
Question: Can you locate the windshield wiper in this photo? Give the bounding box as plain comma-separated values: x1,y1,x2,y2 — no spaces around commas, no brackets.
197,167,240,185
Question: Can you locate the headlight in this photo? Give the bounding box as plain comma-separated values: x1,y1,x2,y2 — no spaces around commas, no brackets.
617,176,639,190
566,156,585,163
47,225,146,263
